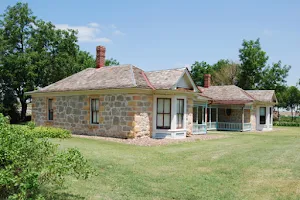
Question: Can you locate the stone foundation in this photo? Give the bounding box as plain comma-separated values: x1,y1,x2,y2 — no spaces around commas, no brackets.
32,94,153,138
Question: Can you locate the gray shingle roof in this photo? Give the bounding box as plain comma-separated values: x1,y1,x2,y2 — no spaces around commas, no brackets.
37,65,152,93
31,65,187,93
245,90,277,103
199,85,254,104
145,68,186,89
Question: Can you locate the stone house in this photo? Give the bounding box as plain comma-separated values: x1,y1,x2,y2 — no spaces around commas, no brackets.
28,46,277,139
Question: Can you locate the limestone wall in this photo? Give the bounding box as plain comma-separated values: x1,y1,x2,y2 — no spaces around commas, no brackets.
218,108,251,123
32,94,153,138
186,97,193,136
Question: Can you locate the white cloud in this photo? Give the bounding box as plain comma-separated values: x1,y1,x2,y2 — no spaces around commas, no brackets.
113,30,125,36
55,23,111,43
111,24,117,29
88,22,100,28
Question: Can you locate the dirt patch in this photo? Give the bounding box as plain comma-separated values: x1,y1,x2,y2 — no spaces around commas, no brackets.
72,134,225,146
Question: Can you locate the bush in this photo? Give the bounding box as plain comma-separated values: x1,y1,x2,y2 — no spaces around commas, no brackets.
11,124,71,139
27,121,36,130
0,114,92,199
30,126,71,139
273,121,300,127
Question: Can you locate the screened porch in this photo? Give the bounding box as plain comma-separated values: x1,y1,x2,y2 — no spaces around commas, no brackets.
192,104,252,134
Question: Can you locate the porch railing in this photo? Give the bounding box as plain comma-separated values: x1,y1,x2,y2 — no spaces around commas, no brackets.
209,122,252,131
217,122,242,131
192,122,252,134
207,122,217,130
192,124,206,134
243,123,252,131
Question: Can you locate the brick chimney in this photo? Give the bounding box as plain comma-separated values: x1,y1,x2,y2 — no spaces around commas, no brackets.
204,74,211,88
96,46,106,68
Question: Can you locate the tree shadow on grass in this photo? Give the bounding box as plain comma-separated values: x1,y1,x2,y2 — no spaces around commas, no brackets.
44,192,85,200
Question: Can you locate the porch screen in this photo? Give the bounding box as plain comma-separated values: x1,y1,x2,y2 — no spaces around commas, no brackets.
260,107,266,124
157,98,171,129
91,99,99,124
211,108,216,122
176,99,184,128
198,107,203,124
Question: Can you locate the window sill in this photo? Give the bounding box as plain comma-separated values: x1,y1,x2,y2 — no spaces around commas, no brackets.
155,128,187,132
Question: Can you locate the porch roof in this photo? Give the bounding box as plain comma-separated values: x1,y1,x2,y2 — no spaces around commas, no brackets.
245,90,277,103
198,85,254,104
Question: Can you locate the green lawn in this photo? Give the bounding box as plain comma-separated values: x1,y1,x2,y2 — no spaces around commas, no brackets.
51,127,300,200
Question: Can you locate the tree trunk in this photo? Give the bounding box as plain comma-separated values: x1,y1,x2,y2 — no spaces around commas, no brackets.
20,100,27,121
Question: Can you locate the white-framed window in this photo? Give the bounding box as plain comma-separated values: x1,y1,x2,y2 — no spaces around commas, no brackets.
48,99,53,120
176,99,184,128
157,98,171,129
269,107,272,124
260,107,266,125
91,99,99,124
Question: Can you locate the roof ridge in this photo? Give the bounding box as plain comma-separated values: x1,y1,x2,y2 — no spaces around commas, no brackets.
236,86,255,100
146,67,185,72
130,64,137,87
141,71,156,90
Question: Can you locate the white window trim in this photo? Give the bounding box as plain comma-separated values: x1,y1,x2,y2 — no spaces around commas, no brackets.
153,95,187,132
256,105,273,130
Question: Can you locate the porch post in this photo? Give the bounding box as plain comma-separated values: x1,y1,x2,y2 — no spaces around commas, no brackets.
242,106,245,131
205,103,207,124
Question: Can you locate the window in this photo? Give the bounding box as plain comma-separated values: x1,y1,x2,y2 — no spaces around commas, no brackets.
269,107,272,123
193,106,203,124
48,99,53,120
177,99,184,128
91,99,99,124
157,98,171,129
260,107,266,124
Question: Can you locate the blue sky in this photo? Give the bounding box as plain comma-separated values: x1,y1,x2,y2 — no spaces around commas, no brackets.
1,0,299,86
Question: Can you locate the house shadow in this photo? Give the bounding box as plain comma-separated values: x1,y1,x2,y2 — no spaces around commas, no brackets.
43,191,85,200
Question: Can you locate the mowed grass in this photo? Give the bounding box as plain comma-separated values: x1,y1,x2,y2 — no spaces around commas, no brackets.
51,127,300,200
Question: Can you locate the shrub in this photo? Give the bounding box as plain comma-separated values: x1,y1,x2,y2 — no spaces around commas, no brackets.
27,121,36,130
273,121,300,127
0,114,92,199
30,126,71,139
10,125,71,139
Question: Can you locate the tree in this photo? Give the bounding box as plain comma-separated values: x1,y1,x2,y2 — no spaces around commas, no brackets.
238,38,269,89
284,86,300,120
190,61,214,86
105,57,120,66
0,2,37,120
212,60,240,85
258,61,291,93
0,3,85,120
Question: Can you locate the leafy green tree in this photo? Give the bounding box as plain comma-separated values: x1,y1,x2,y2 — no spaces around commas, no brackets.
0,2,37,120
190,61,214,86
105,57,120,66
238,38,269,89
258,61,291,93
284,86,300,120
212,60,240,85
